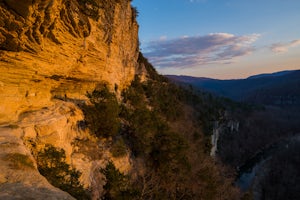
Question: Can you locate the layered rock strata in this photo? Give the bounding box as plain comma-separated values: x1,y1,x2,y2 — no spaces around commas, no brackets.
0,0,139,123
0,0,138,198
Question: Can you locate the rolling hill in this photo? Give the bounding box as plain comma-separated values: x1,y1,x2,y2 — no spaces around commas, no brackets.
166,70,300,106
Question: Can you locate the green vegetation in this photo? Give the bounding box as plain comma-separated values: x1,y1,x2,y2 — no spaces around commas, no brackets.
110,138,127,158
36,144,90,200
118,54,239,198
137,52,167,82
100,161,138,200
3,153,34,169
131,7,139,22
83,84,120,138
80,53,240,199
121,76,189,168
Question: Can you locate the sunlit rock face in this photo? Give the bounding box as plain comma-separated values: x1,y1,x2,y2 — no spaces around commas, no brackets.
0,0,138,198
0,0,139,124
0,123,76,200
0,100,133,199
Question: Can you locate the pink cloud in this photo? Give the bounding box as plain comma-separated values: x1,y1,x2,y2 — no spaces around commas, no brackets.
271,39,300,53
144,33,260,68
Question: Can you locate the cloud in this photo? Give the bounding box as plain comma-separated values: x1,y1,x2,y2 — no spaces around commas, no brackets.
189,0,207,3
159,35,167,41
271,39,300,53
143,33,260,69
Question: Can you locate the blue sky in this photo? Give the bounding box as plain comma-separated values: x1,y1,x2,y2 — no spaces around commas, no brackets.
132,0,300,79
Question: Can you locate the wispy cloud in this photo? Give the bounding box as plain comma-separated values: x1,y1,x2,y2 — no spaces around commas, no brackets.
271,39,300,53
189,0,207,3
143,33,260,68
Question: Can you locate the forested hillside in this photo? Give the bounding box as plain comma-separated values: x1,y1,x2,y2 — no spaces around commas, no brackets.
82,53,240,199
167,71,300,199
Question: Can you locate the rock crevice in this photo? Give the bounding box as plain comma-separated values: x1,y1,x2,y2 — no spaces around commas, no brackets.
0,0,139,123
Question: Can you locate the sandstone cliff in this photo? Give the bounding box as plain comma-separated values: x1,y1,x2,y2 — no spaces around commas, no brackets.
0,0,139,123
0,0,139,199
0,125,76,200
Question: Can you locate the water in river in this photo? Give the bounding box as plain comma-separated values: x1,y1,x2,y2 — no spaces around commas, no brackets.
235,135,300,191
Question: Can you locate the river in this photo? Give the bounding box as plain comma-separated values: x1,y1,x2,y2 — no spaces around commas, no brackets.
235,134,300,191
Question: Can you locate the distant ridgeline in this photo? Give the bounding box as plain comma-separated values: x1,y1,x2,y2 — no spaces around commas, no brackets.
166,70,300,106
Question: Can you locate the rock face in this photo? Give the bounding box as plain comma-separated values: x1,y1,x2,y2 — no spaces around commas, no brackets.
0,0,138,198
0,100,132,199
210,120,239,157
0,125,75,200
0,0,139,123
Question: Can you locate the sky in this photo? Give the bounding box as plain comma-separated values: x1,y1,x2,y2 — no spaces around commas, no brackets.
131,0,300,79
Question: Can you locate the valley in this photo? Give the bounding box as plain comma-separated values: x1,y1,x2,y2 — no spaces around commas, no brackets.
168,70,300,199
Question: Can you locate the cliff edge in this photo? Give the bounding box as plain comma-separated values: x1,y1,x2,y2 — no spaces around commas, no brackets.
0,0,139,123
0,0,138,199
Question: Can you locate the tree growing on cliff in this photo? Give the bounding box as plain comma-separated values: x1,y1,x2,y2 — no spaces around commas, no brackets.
84,84,120,138
36,144,89,199
100,161,138,200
